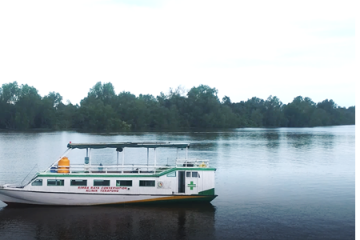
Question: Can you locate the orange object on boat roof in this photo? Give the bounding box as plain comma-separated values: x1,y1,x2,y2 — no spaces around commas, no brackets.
57,157,70,173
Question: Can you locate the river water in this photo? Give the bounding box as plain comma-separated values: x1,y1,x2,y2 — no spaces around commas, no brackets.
0,126,355,239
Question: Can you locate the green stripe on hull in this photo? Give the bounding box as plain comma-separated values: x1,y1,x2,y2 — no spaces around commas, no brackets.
199,188,215,195
100,195,218,206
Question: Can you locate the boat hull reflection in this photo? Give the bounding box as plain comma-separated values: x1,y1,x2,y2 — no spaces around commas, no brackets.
0,204,216,240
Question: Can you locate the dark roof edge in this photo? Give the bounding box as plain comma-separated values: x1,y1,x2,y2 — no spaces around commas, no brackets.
67,142,190,150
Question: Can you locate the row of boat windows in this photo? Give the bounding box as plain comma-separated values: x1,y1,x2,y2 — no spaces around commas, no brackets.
31,179,156,187
187,172,199,178
31,171,199,187
166,171,199,178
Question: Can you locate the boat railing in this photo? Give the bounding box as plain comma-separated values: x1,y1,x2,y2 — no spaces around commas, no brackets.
44,158,211,174
46,164,173,174
175,159,210,168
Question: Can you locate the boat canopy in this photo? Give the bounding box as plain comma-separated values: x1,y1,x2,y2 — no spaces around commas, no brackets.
67,142,190,150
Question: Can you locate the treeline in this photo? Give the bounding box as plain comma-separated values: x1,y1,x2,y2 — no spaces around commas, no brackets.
0,81,355,131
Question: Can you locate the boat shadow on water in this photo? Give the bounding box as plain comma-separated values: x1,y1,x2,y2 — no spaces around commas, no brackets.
0,203,217,240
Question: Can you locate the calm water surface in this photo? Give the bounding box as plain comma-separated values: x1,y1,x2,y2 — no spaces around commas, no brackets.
0,126,355,239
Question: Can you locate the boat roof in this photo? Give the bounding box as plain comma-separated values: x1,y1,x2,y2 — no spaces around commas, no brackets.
67,142,190,150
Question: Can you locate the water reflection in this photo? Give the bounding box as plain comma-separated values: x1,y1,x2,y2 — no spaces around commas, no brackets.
264,131,280,149
188,132,220,141
191,142,217,150
264,132,280,141
285,133,314,149
316,133,335,150
0,127,355,239
0,204,216,240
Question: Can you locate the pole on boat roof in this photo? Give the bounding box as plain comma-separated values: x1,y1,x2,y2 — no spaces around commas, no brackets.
122,149,125,173
85,148,90,165
117,151,119,166
154,148,157,173
147,148,149,171
89,148,92,166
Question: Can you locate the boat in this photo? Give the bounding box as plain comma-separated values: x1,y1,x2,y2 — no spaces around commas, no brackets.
0,142,217,206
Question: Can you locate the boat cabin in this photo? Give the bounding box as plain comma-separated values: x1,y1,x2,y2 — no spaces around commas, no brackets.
24,142,216,198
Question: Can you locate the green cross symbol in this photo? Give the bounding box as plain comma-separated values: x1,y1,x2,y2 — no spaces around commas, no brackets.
188,181,196,190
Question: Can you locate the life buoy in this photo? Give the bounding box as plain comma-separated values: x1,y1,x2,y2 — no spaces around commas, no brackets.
158,181,163,188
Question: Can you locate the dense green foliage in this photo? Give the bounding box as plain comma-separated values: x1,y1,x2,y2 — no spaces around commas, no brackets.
0,81,355,131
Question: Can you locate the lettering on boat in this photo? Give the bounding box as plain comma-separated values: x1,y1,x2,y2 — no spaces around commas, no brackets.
77,186,127,192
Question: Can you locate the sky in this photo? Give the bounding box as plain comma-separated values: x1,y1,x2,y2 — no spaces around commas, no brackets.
0,0,356,107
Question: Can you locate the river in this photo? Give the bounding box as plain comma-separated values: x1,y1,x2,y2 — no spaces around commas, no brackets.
0,126,355,239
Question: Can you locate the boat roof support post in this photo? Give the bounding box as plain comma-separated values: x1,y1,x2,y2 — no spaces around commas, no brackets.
154,148,157,173
84,148,89,165
117,151,119,166
186,147,188,159
89,149,92,170
122,149,125,173
147,148,149,171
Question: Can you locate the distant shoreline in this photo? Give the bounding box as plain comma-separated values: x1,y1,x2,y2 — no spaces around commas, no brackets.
0,125,355,135
0,82,355,131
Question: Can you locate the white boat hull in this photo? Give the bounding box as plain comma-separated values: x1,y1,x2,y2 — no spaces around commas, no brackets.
0,188,215,206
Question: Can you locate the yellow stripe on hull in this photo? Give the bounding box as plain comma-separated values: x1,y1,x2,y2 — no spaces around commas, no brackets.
100,195,216,205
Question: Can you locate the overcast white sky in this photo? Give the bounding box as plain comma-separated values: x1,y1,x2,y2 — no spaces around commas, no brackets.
0,0,356,107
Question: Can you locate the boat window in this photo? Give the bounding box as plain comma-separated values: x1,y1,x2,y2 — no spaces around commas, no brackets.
70,180,87,186
139,180,155,187
192,172,198,178
31,179,43,186
167,171,176,177
94,180,110,186
186,172,191,177
47,179,64,186
116,180,132,187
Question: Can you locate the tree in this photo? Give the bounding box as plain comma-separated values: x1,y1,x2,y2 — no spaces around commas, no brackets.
263,96,286,127
78,99,130,132
0,81,19,104
87,82,116,105
165,88,190,128
317,99,340,125
283,96,316,127
187,85,221,128
222,96,232,107
244,97,265,127
0,82,19,128
39,92,63,128
115,91,146,130
15,84,42,129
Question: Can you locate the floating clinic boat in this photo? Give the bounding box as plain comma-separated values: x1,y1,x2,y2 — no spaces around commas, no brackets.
0,142,217,206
